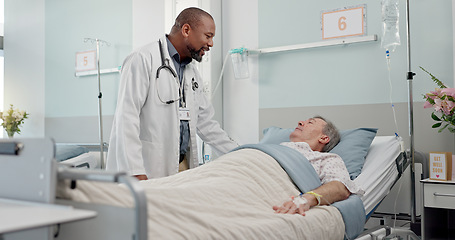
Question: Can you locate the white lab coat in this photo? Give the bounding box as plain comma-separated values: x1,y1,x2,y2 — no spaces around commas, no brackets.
107,35,238,178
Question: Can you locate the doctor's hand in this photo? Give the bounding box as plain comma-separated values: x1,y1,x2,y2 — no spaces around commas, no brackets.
272,198,310,216
133,174,148,181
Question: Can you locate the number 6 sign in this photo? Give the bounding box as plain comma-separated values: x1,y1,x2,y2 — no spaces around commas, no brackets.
322,5,366,40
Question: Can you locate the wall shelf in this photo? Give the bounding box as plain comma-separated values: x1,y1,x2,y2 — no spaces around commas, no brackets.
255,34,377,54
75,67,120,77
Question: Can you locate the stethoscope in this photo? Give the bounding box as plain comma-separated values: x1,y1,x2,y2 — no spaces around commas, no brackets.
156,40,199,105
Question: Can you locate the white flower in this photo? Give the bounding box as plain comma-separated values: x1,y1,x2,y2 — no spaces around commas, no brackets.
0,104,28,136
12,111,21,121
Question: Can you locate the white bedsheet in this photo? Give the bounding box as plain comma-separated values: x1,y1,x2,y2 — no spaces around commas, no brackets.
61,152,99,169
58,148,345,240
354,136,402,216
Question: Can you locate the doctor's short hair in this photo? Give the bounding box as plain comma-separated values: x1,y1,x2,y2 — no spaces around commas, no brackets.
314,115,340,152
171,7,214,33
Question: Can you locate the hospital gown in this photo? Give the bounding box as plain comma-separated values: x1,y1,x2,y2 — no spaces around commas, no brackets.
280,142,364,195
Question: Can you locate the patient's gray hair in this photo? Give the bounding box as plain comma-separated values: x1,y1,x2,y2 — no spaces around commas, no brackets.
314,116,340,152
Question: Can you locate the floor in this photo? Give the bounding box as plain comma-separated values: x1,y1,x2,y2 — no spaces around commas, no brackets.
360,214,421,239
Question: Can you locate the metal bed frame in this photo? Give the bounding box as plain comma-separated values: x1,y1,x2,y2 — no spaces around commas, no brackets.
0,138,147,240
55,168,148,240
355,149,427,240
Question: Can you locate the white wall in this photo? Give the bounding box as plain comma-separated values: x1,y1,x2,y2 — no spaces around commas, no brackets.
132,0,164,50
4,0,45,137
222,0,259,145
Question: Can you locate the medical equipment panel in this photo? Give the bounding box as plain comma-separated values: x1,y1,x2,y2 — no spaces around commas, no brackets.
0,138,56,204
0,138,97,240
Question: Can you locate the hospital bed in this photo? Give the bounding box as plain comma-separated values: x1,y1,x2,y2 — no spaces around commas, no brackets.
0,127,412,240
55,143,105,169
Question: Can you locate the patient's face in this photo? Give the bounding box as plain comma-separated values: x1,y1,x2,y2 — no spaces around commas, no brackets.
289,118,327,143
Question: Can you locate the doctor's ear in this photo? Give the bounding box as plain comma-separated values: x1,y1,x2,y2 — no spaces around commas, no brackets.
181,23,191,37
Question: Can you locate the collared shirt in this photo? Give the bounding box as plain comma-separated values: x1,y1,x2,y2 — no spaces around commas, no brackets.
166,36,191,156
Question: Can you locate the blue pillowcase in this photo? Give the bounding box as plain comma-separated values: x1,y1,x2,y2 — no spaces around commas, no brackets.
260,126,378,180
260,126,293,144
55,145,89,162
330,128,378,179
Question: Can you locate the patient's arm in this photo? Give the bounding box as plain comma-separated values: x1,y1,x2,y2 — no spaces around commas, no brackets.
309,181,350,205
273,181,350,216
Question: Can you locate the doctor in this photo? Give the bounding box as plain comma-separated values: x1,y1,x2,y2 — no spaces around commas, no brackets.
107,7,238,180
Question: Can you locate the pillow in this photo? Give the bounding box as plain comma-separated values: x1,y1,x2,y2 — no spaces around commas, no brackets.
330,128,378,180
259,126,293,144
55,145,89,162
260,126,378,180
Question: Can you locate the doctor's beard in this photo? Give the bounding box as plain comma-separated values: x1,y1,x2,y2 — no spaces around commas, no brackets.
189,47,204,62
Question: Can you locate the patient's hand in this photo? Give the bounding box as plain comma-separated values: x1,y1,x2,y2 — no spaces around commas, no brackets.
134,174,148,181
273,199,310,216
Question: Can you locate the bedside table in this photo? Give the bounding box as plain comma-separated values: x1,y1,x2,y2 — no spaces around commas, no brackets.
421,179,455,239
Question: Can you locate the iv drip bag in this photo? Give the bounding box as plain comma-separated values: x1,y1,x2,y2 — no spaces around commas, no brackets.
381,0,401,52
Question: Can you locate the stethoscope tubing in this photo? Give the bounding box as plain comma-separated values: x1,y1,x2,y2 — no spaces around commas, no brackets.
156,40,182,105
155,39,199,106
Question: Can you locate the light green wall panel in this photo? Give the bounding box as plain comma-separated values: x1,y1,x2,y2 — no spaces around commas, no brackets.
258,0,453,109
45,0,132,117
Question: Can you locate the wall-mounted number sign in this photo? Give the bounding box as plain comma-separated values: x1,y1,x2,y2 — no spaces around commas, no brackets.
322,5,366,40
75,50,96,72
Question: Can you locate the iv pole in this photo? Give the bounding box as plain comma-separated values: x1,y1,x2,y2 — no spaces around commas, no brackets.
404,0,418,229
84,38,110,169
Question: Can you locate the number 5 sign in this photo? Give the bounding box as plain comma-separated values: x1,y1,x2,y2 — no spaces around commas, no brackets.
322,5,366,40
75,50,96,72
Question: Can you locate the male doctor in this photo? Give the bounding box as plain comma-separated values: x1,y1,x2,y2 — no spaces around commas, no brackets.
107,7,238,180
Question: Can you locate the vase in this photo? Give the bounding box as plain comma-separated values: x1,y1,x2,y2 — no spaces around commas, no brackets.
6,129,15,138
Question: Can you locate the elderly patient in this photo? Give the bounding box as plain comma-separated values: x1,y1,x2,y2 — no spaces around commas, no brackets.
273,116,364,216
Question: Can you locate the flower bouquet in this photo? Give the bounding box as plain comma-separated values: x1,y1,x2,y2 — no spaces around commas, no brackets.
0,104,29,138
422,67,455,133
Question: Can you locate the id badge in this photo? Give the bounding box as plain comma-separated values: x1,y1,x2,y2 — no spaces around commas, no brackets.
179,107,191,120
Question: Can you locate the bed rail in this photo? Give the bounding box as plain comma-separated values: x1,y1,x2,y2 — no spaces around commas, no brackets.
366,149,427,238
394,149,427,182
395,151,408,178
57,168,147,240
